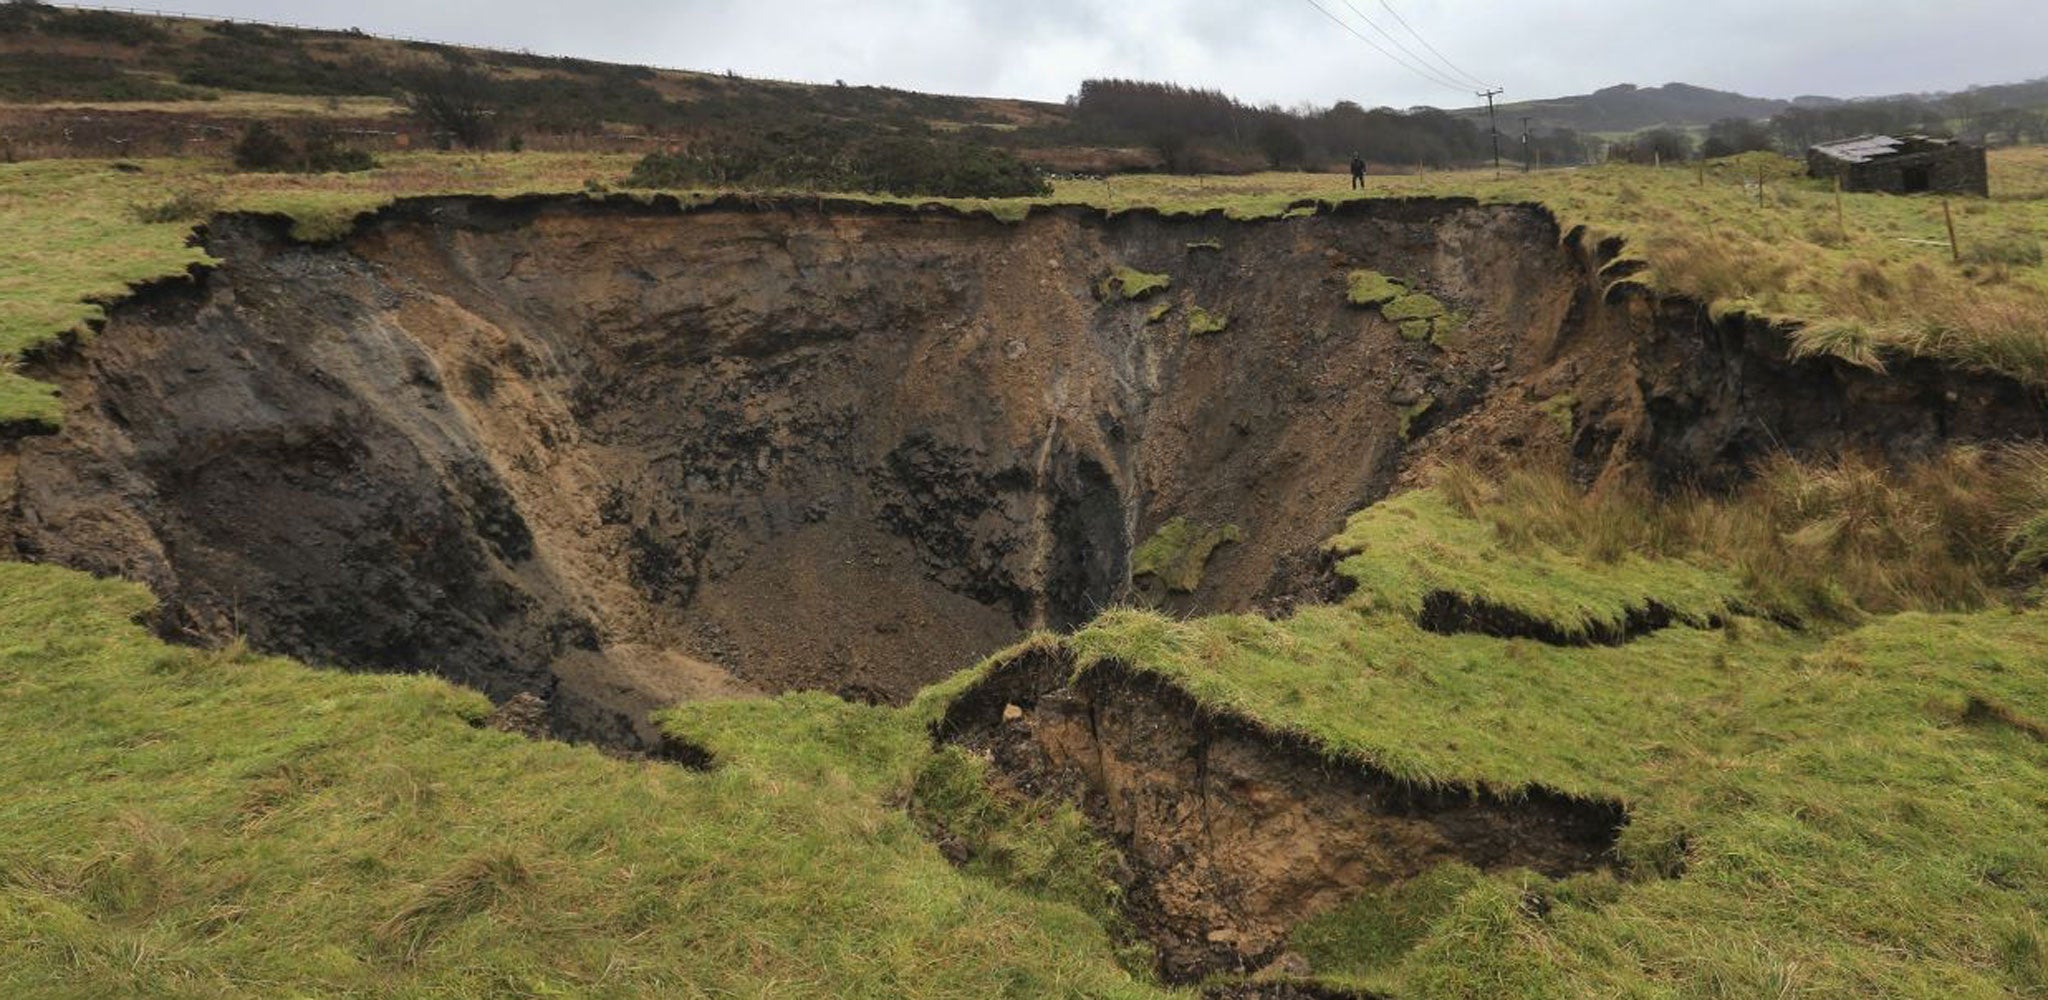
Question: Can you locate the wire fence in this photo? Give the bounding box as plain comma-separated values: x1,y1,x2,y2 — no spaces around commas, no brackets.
46,2,479,50
39,1,715,75
39,2,842,91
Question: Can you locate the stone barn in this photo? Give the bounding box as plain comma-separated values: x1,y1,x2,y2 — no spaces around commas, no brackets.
1807,134,1989,196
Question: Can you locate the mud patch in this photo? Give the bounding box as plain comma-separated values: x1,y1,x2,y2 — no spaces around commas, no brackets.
1417,590,1688,646
1963,696,2048,744
1202,982,1385,1000
942,651,1627,982
1255,546,1361,620
481,683,719,770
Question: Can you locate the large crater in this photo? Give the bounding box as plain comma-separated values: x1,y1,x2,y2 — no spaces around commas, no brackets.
5,194,2039,750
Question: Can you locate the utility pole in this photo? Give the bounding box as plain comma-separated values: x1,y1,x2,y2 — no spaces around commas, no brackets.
1477,88,1504,177
1520,116,1533,173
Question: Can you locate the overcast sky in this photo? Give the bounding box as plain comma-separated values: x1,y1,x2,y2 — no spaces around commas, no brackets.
178,1,2043,109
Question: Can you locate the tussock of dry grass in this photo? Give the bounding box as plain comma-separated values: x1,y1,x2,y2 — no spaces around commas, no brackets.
1435,445,2048,620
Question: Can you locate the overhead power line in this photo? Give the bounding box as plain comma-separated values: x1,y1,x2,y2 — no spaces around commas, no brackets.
1374,0,1495,91
1331,0,1483,92
1295,0,1477,97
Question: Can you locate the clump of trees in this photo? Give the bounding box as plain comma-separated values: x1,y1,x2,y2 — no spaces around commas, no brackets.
402,68,499,149
231,122,376,173
1608,128,1695,164
1699,117,1775,158
625,128,1049,198
1041,79,1598,174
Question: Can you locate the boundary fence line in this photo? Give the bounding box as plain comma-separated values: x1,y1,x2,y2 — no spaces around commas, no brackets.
45,2,486,52
38,1,721,78
34,3,1026,99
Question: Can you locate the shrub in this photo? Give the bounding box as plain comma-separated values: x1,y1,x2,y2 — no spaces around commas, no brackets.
301,130,378,173
0,52,204,102
39,8,170,46
624,130,1049,199
232,122,296,171
179,31,395,97
1964,235,2044,269
402,68,499,150
850,134,1050,198
127,187,219,224
1436,444,2048,621
232,123,376,174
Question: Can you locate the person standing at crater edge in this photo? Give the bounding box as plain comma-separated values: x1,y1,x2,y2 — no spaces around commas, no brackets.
1350,152,1367,189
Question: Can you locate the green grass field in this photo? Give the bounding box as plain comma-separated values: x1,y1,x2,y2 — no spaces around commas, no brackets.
7,484,2046,997
0,562,1160,999
5,147,2048,997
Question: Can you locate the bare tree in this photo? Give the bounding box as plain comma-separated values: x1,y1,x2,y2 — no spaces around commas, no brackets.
402,68,498,150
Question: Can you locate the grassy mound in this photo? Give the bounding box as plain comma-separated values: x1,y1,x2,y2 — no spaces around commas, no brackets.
1098,266,1172,302
934,490,2048,998
1329,488,1741,640
0,563,1154,999
1132,517,1242,593
4,474,2048,996
1041,604,2048,997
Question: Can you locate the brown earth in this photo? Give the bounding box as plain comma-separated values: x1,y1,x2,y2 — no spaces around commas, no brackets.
935,648,1628,983
4,194,2043,755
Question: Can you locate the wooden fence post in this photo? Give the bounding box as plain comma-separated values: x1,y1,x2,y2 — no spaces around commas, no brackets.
1834,176,1847,241
1943,198,1960,263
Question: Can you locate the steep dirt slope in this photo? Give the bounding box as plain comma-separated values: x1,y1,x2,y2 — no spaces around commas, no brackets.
937,648,1628,982
4,195,2040,750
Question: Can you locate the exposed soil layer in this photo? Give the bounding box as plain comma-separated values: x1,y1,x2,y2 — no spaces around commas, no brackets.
940,649,1627,982
1201,982,1384,1000
1963,697,2048,744
1417,590,1689,646
5,194,2043,750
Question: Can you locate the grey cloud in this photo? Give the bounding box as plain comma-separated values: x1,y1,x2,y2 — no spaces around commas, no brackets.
174,0,2046,107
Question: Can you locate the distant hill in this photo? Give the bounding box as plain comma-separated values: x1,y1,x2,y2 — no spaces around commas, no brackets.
1,5,2041,170
1471,83,1791,134
0,4,1063,159
1469,77,2048,138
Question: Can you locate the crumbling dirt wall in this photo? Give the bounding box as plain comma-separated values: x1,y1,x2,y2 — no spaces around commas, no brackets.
3,196,1562,742
938,650,1626,982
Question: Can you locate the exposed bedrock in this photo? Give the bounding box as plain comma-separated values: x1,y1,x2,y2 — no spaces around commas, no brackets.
4,195,2041,747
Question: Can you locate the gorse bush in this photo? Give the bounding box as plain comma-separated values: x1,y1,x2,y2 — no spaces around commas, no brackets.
625,132,1049,198
231,122,296,171
127,187,221,225
301,132,378,173
232,123,377,174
